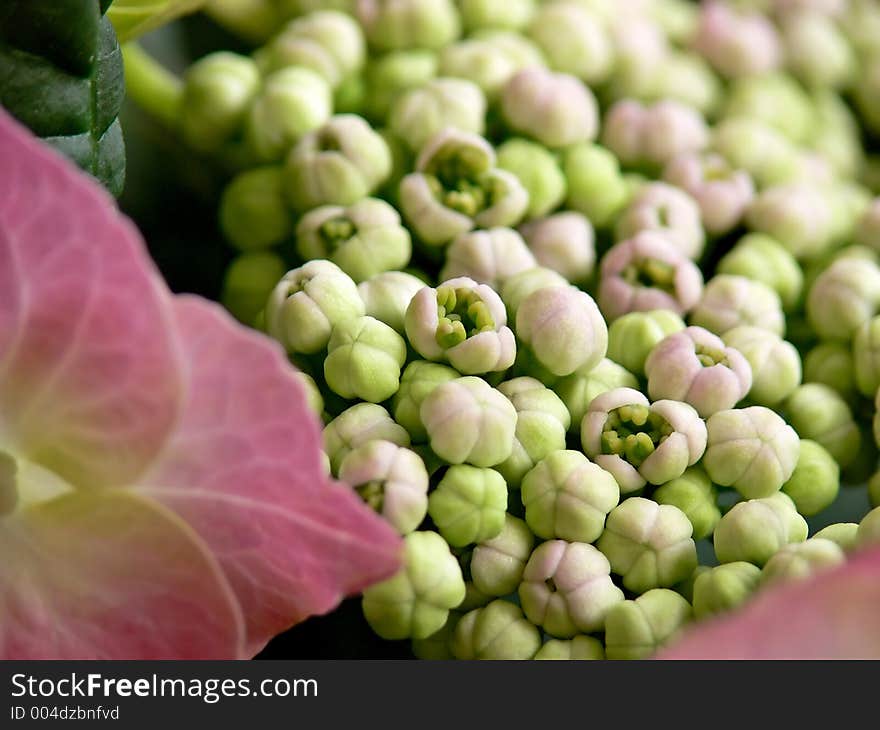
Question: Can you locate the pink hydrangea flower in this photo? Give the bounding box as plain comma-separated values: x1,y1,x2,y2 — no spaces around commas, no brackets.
0,110,401,659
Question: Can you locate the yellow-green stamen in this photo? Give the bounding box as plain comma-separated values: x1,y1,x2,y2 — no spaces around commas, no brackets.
601,406,673,467
435,285,496,348
319,217,356,251
622,257,677,293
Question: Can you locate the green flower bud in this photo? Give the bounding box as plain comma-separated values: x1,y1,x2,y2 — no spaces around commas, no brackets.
803,342,857,403
528,1,613,85
295,370,325,418
338,440,428,534
472,28,545,65
441,228,536,290
597,498,697,594
809,90,864,180
501,68,599,149
712,492,807,566
806,257,880,342
673,564,710,605
459,0,536,32
357,0,461,52
470,514,534,597
604,589,692,661
703,406,799,499
855,53,880,136
784,383,861,469
519,540,624,637
296,198,412,283
859,506,880,546
720,326,801,407
266,260,365,354
516,286,608,378
244,67,332,162
496,378,571,489
716,233,803,312
398,129,526,247
782,10,855,90
334,71,365,117
451,599,541,660
652,466,720,541
219,166,293,252
255,10,366,87
391,361,460,442
496,139,566,221
389,78,486,153
358,271,424,334
521,450,619,543
614,49,722,118
221,251,287,325
780,439,840,518
711,117,799,190
284,115,392,212
691,562,762,620
437,36,539,100
179,52,260,153
723,73,813,145
362,530,466,640
500,267,568,322
509,344,560,387
420,377,518,467
607,310,685,378
428,465,507,547
457,579,493,614
281,0,356,15
555,359,639,436
813,522,860,552
854,315,880,398
690,275,785,338
654,0,700,47
323,402,411,475
762,538,846,585
324,315,407,402
563,143,629,229
534,636,604,660
411,611,460,660
518,213,595,287
745,184,835,261
362,50,438,122
857,199,880,251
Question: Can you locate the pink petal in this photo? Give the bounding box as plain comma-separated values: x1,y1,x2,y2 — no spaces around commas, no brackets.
0,490,244,659
138,296,403,656
0,109,183,488
657,547,880,659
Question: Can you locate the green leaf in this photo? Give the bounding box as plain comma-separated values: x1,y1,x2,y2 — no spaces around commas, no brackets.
0,1,126,196
107,0,207,43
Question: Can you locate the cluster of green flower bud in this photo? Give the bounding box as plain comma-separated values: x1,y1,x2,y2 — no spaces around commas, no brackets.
170,0,880,661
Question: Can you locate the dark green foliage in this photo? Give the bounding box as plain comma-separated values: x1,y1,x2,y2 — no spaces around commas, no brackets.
0,1,125,196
